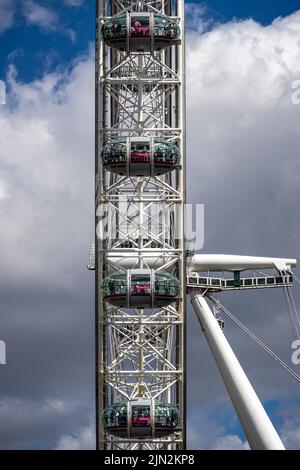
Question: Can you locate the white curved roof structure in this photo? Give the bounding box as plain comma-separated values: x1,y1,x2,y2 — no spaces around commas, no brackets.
187,254,297,273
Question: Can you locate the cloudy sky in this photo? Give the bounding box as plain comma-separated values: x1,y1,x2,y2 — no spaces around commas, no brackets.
0,0,300,450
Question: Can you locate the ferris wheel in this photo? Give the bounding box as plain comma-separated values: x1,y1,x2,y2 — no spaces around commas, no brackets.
92,0,300,450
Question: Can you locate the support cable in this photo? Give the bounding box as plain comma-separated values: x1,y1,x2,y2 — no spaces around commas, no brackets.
207,294,300,384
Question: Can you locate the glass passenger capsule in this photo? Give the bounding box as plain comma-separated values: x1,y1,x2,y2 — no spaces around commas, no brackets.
102,399,180,438
102,12,180,51
101,137,180,176
101,269,180,308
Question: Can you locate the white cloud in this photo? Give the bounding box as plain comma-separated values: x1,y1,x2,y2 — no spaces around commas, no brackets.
0,0,15,34
63,0,84,6
282,420,300,449
0,397,92,449
23,0,58,30
0,45,95,450
54,423,95,450
188,404,251,450
23,0,75,40
276,401,300,449
0,398,65,421
0,0,76,39
0,51,94,289
186,11,300,264
187,14,300,110
185,3,211,33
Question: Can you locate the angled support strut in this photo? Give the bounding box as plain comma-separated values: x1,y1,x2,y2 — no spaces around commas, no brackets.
189,289,285,450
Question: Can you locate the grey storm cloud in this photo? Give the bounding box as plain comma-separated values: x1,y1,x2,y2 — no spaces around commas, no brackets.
0,53,96,449
1,10,300,449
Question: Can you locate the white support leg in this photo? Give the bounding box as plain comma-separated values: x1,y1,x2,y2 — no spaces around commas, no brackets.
189,290,285,450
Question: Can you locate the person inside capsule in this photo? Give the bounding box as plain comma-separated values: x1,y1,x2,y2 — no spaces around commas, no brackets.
131,16,149,37
112,21,121,36
132,407,151,426
131,142,150,162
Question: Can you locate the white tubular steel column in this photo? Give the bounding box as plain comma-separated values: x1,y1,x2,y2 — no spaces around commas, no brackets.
189,290,285,450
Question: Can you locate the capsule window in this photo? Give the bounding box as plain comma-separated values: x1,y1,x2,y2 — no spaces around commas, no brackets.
101,270,180,308
155,404,179,427
131,15,150,37
101,138,180,176
102,275,127,297
102,140,127,164
132,406,151,427
131,274,151,295
103,404,127,427
102,14,126,40
131,141,150,162
155,274,178,296
102,401,179,437
102,13,180,51
153,142,166,161
153,16,179,40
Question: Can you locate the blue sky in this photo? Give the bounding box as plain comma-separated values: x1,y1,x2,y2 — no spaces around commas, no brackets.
1,1,300,83
1,0,300,450
203,0,300,25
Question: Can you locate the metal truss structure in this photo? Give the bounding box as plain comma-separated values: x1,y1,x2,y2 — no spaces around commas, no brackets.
93,0,297,452
95,0,186,450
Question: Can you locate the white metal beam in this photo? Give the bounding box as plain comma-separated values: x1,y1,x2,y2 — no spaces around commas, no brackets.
189,290,285,450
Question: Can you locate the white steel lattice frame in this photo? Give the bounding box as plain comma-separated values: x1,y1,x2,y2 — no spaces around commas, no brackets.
96,0,186,450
